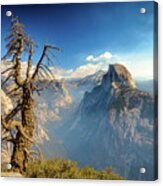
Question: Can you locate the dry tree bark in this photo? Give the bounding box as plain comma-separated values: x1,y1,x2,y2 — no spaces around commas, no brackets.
1,15,61,173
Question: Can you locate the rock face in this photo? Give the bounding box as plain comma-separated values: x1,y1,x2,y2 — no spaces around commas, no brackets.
1,62,156,180
64,64,156,180
1,61,72,143
1,61,73,160
102,64,136,91
1,76,72,152
33,79,72,143
63,70,105,104
1,89,13,164
1,89,13,115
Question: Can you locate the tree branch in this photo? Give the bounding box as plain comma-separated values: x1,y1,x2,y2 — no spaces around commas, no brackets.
31,45,47,82
45,53,54,66
5,103,23,123
40,66,52,80
42,64,55,79
6,86,21,96
1,129,10,140
48,48,58,61
1,73,14,87
38,70,47,80
26,45,33,81
46,45,61,51
2,135,16,143
1,66,15,75
1,117,33,143
2,51,12,60
14,37,24,86
31,44,61,83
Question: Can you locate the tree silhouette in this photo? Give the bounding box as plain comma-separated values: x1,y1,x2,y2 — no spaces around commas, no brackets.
1,15,61,173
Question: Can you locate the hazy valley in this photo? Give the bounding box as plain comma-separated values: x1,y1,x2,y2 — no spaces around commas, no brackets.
1,63,155,180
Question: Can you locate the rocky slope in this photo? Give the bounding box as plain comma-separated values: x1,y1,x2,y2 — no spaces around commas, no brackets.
63,70,105,104
1,73,73,159
62,64,156,180
1,89,13,163
1,61,156,180
33,79,72,143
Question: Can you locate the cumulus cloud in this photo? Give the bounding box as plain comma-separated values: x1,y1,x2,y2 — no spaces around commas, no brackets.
72,51,113,78
49,51,113,79
54,51,113,79
86,51,112,63
86,55,96,62
49,51,153,80
3,51,152,80
49,63,105,79
70,62,105,78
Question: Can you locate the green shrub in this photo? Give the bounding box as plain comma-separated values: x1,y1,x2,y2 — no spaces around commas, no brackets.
25,158,124,180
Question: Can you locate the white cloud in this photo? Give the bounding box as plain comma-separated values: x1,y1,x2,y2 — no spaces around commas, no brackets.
49,63,105,79
86,55,96,62
2,50,153,81
70,62,105,78
86,51,112,63
59,51,113,79
15,51,150,80
49,67,73,79
49,51,113,79
99,52,113,61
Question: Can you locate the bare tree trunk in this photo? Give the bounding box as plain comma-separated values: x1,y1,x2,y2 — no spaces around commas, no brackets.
11,84,34,173
2,16,61,174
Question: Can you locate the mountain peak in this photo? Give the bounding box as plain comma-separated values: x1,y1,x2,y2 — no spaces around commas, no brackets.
109,64,136,89
102,64,136,91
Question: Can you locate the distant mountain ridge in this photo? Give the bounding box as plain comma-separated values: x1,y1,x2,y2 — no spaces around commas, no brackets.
1,62,156,180
62,64,156,180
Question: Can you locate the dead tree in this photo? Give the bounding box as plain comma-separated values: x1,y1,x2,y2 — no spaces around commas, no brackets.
1,15,61,173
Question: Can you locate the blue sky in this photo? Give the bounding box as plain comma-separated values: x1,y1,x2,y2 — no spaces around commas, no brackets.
1,2,156,79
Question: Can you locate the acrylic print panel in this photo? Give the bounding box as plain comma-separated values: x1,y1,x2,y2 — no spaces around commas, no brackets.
1,1,158,181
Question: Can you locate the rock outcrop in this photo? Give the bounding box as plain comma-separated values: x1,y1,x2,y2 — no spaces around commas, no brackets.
63,64,156,180
1,89,13,164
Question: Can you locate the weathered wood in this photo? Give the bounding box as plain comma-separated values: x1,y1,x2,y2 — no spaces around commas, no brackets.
26,45,33,81
2,15,60,173
14,37,24,86
11,85,34,172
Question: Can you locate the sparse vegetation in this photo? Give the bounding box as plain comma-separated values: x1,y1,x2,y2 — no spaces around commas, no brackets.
25,158,124,179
